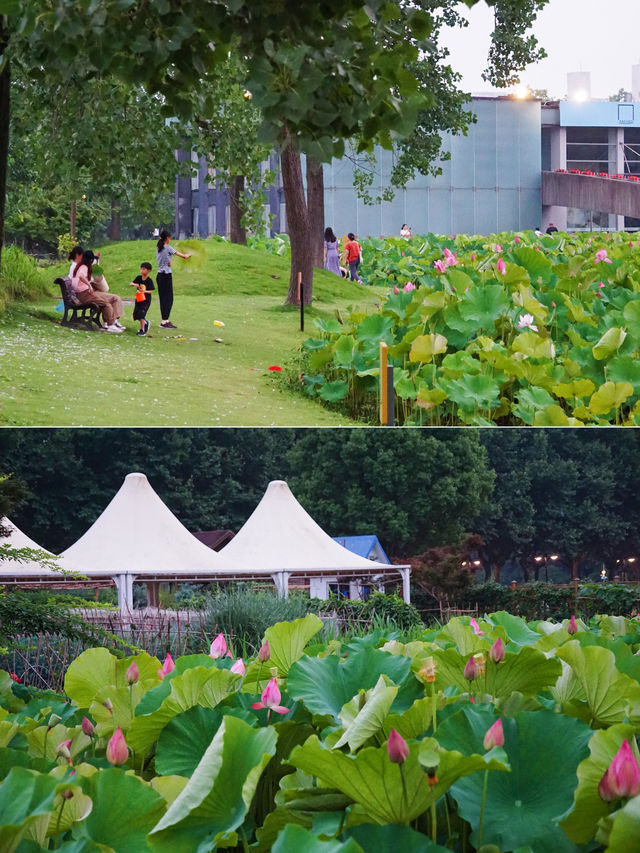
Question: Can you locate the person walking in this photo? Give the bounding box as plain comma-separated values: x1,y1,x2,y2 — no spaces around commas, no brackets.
155,229,191,329
343,232,362,282
323,227,341,276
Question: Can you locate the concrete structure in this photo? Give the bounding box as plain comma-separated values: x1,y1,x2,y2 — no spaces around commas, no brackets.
542,172,640,220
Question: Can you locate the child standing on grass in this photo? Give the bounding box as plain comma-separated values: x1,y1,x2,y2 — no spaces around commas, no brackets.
129,262,154,336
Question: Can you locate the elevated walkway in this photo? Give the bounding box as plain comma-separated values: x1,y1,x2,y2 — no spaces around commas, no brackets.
542,171,640,219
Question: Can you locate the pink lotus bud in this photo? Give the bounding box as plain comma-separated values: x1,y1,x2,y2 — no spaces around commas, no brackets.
56,739,73,760
106,727,129,766
495,244,502,252
230,658,246,676
209,632,228,659
433,259,446,273
470,617,484,636
103,698,113,713
471,253,475,261
489,638,505,664
496,258,506,275
81,717,95,737
464,656,478,681
598,740,639,801
567,616,578,635
258,640,270,663
251,677,290,715
157,653,175,679
483,719,504,750
403,282,416,292
387,728,409,764
393,285,400,294
514,235,520,243
125,661,139,685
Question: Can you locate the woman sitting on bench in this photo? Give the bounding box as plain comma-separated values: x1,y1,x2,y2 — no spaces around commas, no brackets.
71,250,125,334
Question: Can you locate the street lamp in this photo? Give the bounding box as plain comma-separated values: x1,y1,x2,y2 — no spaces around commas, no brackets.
615,557,636,582
535,554,559,583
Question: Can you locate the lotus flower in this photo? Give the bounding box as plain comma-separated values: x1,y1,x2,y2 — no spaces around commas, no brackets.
489,637,505,664
81,717,95,737
125,661,139,685
106,727,129,766
595,249,612,264
483,719,504,750
257,640,271,663
251,678,290,715
393,285,400,294
473,653,486,676
404,282,416,292
496,258,506,275
567,615,578,635
209,632,232,659
443,247,458,266
464,656,478,681
387,729,409,764
157,653,175,679
470,617,484,636
598,740,639,801
495,244,502,252
56,739,73,760
514,235,520,244
230,658,246,676
433,259,446,273
516,313,538,332
419,656,437,683
599,281,605,289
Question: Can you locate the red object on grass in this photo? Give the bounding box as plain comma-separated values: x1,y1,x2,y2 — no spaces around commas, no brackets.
268,365,282,372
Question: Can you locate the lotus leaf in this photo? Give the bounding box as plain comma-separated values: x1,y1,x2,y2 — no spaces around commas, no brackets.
334,675,399,752
344,823,450,852
592,327,627,360
603,794,640,853
409,333,448,363
589,381,634,415
272,824,363,852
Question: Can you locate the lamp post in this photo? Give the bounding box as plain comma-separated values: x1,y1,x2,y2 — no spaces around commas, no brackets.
615,557,636,582
534,554,559,583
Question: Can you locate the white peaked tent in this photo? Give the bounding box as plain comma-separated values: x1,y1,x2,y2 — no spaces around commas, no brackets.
0,517,70,578
215,480,412,602
61,472,225,611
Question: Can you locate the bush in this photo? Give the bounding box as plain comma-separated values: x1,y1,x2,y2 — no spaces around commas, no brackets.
0,245,50,312
310,591,423,632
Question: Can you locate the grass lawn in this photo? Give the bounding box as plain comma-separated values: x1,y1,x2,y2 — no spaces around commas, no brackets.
0,239,382,426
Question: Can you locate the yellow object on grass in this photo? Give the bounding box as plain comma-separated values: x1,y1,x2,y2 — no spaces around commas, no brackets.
213,320,225,327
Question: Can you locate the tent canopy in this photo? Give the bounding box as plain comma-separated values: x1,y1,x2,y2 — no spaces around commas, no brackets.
0,517,70,577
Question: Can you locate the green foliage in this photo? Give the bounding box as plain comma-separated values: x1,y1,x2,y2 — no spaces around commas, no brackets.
0,246,49,313
310,592,422,631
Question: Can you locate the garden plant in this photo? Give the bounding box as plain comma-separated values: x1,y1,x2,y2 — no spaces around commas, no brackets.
3,611,640,850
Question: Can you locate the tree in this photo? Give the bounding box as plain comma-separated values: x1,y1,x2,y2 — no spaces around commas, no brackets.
609,88,633,102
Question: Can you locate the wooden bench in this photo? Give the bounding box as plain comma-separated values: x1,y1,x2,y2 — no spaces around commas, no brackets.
54,277,102,330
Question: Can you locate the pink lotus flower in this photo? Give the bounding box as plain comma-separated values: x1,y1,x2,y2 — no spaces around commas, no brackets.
56,739,73,760
599,282,605,289
489,638,505,664
230,658,246,676
106,727,129,766
516,313,538,332
251,678,290,716
567,615,578,635
209,633,232,659
81,717,95,737
514,235,520,244
496,258,506,275
257,640,270,663
157,653,175,679
404,282,416,292
125,661,139,685
595,249,612,264
387,729,409,764
495,244,502,253
483,719,504,750
433,259,446,273
393,285,400,294
443,248,458,266
471,253,475,261
470,617,484,636
599,740,639,801
464,656,478,682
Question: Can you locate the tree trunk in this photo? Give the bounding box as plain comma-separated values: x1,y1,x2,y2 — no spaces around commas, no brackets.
70,200,76,239
109,199,121,241
306,157,325,269
229,175,247,245
0,22,10,272
571,557,580,583
281,135,313,305
492,562,501,584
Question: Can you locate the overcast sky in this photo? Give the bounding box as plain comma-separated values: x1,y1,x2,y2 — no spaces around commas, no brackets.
439,0,640,100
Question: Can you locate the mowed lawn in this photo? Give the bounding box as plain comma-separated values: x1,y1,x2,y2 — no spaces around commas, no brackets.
0,240,381,426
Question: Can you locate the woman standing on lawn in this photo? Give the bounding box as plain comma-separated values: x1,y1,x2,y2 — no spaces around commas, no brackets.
156,230,191,329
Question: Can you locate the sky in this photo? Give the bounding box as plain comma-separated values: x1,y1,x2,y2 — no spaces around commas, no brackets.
439,0,640,100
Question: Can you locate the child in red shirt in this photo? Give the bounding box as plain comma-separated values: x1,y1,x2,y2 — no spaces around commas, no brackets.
343,232,362,282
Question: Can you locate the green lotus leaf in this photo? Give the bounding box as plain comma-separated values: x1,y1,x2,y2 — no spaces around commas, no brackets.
44,784,92,838
552,378,596,399
89,682,154,736
0,767,62,853
563,295,597,326
394,370,418,400
534,404,584,426
556,642,640,726
135,655,217,717
318,380,349,402
622,298,640,338
589,381,634,415
561,724,638,843
440,351,482,378
439,707,591,853
439,374,501,412
383,695,440,740
148,716,277,853
444,268,475,294
65,649,161,709
344,823,449,852
459,285,510,329
607,356,640,395
355,315,395,344
420,291,447,319
273,824,363,852
604,792,640,852
290,734,507,825
511,385,556,424
436,617,487,656
287,646,422,719
309,346,334,372
314,317,342,335
483,611,540,647
416,386,448,410
511,246,554,285
593,327,627,360
409,333,448,363
155,706,224,777
333,335,357,368
149,775,189,806
511,331,555,360
334,675,398,753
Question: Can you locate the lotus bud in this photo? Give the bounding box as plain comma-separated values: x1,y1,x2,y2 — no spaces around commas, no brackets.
106,727,129,766
387,729,409,764
419,656,437,683
464,656,478,682
103,698,113,713
230,658,246,676
258,640,270,663
48,713,62,730
125,660,139,685
56,739,72,760
483,719,505,750
157,653,175,679
473,653,486,676
489,637,505,664
62,789,74,800
598,740,640,802
470,617,484,636
81,716,95,737
567,615,578,635
209,632,228,659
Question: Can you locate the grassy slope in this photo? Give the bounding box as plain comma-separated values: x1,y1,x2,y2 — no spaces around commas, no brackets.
0,240,381,426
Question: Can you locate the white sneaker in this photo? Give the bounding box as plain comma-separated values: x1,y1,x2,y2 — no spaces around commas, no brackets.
103,324,124,333
114,320,126,330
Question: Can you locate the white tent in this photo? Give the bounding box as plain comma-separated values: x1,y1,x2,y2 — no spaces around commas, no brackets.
0,517,69,577
215,480,411,602
61,472,225,610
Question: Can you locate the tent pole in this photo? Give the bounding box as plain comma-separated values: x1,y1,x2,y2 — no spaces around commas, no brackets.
399,567,411,604
272,571,291,599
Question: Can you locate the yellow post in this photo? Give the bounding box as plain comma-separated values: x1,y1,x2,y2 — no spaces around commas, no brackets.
380,342,388,425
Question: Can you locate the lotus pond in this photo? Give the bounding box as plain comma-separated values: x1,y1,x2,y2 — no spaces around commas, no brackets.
298,231,640,425
5,611,640,851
